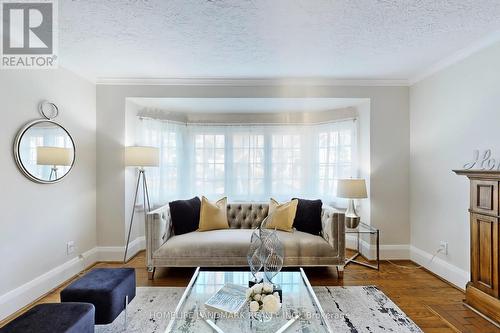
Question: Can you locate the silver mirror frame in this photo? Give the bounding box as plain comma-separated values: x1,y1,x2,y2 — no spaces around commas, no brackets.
13,119,76,184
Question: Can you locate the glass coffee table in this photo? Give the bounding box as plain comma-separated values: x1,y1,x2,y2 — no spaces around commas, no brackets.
165,268,332,332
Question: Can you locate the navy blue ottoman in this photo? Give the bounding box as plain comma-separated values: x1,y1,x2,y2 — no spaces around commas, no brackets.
0,303,94,333
60,268,136,325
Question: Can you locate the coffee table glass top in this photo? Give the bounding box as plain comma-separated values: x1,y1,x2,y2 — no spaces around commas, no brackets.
165,268,331,333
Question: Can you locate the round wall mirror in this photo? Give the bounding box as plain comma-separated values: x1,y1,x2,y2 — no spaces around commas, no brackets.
14,118,75,184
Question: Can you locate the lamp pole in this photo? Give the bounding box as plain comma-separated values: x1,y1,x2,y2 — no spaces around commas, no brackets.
124,168,151,263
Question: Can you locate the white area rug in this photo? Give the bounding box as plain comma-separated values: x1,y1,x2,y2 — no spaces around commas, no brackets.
96,286,422,333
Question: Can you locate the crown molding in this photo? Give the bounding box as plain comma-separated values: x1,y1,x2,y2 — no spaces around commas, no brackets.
410,29,500,85
96,77,409,87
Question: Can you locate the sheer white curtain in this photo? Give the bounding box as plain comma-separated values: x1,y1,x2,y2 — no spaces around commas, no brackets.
136,118,185,204
137,118,357,206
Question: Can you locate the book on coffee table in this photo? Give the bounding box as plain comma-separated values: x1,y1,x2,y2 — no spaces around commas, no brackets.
204,283,248,314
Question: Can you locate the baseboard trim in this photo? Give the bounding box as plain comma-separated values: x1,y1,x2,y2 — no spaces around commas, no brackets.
344,240,468,289
410,245,468,290
380,244,410,260
345,235,410,260
0,236,146,322
0,247,97,322
97,236,146,262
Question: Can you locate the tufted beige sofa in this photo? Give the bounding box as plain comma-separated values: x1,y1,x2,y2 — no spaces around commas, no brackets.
145,202,345,279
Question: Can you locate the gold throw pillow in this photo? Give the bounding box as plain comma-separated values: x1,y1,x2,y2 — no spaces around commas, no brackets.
198,196,229,232
264,198,298,232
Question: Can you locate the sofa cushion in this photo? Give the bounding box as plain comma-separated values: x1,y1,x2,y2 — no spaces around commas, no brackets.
277,230,335,258
264,198,298,232
153,229,335,260
169,197,201,235
292,198,323,235
198,196,229,231
227,203,268,229
155,229,253,258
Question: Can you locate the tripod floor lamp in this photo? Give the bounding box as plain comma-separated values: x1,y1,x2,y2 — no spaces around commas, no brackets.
124,146,159,263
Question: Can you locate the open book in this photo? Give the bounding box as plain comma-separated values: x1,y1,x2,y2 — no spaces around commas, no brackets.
205,283,248,315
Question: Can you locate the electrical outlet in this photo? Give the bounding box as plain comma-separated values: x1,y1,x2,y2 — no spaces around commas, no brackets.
66,241,76,255
439,241,448,255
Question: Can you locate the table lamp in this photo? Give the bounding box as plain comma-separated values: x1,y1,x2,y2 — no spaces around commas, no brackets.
36,146,73,180
124,146,159,262
336,178,367,228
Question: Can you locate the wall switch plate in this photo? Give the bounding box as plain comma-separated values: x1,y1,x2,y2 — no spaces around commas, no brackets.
66,241,76,255
439,241,448,255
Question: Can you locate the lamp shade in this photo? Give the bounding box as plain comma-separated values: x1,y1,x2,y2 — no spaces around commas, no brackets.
125,146,159,167
36,147,73,166
336,178,367,199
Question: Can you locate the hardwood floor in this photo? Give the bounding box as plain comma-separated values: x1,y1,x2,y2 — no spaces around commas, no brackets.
1,251,498,332
429,304,500,333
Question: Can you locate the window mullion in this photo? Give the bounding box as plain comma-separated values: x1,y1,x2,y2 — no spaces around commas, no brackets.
181,125,190,198
225,131,232,200
264,130,272,200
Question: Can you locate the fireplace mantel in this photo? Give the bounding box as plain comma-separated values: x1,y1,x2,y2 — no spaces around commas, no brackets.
454,169,500,178
454,169,500,325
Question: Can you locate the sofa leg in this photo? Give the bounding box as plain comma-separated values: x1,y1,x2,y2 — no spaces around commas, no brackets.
336,265,344,279
148,266,156,280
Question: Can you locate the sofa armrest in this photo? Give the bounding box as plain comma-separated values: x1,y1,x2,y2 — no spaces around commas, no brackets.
321,205,345,262
146,204,172,268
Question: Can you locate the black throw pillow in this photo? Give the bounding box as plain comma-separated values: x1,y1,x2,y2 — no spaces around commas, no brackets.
169,197,201,235
292,198,323,235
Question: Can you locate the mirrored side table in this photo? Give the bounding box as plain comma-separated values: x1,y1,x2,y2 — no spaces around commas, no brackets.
345,222,380,270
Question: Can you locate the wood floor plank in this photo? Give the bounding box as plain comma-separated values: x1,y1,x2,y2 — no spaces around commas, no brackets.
428,304,500,333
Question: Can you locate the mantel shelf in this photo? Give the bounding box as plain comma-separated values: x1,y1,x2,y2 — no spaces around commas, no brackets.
453,169,500,178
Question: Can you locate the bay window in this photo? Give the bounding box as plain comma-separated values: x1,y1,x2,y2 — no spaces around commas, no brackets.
137,118,357,205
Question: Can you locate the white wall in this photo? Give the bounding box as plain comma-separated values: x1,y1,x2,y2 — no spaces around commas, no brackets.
97,85,410,256
410,41,500,288
0,68,96,317
356,101,371,227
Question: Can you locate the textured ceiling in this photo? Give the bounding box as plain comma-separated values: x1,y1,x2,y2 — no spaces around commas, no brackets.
59,0,500,81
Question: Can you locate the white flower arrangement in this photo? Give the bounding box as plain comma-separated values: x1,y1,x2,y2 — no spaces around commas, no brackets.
246,282,281,314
